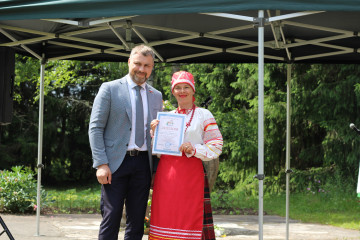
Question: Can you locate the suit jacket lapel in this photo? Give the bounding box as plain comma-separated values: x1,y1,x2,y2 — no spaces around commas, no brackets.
145,84,153,122
119,77,132,122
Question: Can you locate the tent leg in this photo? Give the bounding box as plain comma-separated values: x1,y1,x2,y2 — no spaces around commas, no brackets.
35,61,45,236
285,64,292,240
257,9,265,240
0,216,15,240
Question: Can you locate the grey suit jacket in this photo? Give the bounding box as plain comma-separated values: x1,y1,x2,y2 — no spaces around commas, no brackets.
88,75,163,174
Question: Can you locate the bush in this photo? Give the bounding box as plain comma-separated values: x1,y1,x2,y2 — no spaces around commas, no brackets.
0,166,46,213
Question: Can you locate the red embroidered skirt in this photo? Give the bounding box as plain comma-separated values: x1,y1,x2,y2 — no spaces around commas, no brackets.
149,154,204,240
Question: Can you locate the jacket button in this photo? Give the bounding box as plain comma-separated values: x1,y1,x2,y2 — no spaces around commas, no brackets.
126,144,128,146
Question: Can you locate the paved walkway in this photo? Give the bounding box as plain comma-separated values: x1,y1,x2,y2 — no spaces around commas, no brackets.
0,214,359,240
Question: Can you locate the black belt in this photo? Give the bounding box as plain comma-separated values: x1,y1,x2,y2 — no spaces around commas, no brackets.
126,150,148,156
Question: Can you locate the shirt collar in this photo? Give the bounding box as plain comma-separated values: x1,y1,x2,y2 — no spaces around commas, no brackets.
126,74,146,90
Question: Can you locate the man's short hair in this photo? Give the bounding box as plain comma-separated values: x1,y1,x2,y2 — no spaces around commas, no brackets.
130,44,155,62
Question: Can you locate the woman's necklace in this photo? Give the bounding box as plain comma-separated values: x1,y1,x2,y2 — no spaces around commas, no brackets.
176,104,196,133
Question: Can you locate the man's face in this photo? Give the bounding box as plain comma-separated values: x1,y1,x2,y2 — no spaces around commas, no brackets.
128,53,154,85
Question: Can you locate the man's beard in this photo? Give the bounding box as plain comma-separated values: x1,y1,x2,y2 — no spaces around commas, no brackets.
130,71,148,85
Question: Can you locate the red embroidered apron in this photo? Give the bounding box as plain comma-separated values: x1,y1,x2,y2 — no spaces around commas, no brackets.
149,154,204,240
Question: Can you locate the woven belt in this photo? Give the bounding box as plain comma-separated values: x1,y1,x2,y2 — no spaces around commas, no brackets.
126,150,147,156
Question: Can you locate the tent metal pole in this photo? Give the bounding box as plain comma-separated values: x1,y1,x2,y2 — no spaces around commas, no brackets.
285,64,292,240
257,9,264,240
36,61,45,236
268,11,323,22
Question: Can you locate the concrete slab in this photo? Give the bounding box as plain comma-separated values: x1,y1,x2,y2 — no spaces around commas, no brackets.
214,215,360,240
0,214,359,240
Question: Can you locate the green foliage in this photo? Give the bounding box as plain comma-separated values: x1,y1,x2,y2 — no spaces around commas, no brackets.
211,183,259,210
152,63,178,102
163,100,176,111
0,166,46,213
1,56,359,194
45,186,101,214
0,57,130,184
263,165,337,194
291,64,360,183
13,55,40,103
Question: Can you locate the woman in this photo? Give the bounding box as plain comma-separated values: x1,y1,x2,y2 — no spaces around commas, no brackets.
149,71,223,240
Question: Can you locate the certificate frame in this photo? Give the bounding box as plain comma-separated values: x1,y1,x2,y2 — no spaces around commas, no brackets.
152,112,186,156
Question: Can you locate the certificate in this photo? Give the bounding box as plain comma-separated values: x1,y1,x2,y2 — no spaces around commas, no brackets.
152,112,186,156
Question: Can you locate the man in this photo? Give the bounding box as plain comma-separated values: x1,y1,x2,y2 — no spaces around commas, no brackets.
89,44,163,240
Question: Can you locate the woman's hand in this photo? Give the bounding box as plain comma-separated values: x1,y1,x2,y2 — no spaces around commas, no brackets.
150,119,159,133
180,142,194,154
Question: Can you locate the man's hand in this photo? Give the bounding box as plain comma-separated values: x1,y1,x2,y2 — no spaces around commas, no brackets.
96,164,112,184
150,119,159,133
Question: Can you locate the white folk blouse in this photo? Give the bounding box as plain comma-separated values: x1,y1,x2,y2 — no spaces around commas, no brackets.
172,107,223,161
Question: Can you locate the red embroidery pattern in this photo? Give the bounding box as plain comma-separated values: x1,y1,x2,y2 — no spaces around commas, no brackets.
203,130,222,144
176,104,196,133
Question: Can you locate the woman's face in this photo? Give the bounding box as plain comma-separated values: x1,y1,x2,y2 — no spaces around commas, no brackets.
172,83,194,106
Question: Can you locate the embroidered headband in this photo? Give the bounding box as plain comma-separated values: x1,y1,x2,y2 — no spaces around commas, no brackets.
171,71,195,93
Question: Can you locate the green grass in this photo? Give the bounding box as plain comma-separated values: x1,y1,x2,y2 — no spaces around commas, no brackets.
211,190,360,230
44,185,101,214
43,185,359,230
262,192,360,230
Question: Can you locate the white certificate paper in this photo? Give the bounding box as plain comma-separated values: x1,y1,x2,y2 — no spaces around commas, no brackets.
152,112,186,156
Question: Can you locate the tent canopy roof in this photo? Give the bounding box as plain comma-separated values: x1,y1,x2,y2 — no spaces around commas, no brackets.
2,0,360,20
0,1,359,63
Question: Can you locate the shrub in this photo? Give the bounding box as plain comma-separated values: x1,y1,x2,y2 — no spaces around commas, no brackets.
0,166,46,213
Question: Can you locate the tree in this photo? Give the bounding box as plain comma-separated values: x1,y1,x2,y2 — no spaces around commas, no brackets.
1,57,359,192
